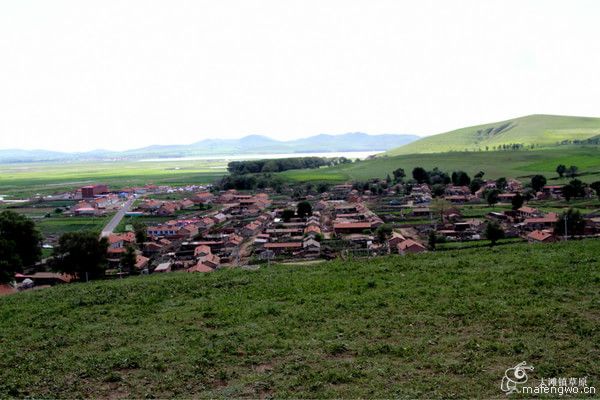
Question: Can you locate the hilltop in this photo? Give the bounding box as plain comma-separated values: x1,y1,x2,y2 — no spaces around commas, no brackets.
385,114,600,155
1,240,598,398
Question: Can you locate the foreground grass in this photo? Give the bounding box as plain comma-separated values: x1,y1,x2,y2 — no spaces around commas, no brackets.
1,240,599,398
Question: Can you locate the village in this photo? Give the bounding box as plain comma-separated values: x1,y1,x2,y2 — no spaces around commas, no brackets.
7,169,600,292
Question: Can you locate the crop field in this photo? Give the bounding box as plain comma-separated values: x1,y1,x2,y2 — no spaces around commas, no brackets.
1,240,598,398
34,215,113,237
0,159,228,198
280,147,600,184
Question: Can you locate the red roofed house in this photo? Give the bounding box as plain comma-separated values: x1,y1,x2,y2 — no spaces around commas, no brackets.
527,230,556,243
194,245,211,257
333,222,372,234
397,239,426,255
264,242,303,254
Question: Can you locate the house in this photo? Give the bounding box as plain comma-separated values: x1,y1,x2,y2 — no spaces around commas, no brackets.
179,199,195,209
14,272,74,286
0,283,17,296
192,191,215,204
524,213,558,230
135,255,150,270
412,207,431,217
73,201,98,215
197,253,220,269
333,222,372,234
387,232,407,249
527,230,556,243
397,239,426,255
518,206,541,219
263,242,303,254
188,262,215,273
304,224,322,237
303,237,321,253
154,262,172,273
194,245,212,257
225,233,243,247
81,184,109,199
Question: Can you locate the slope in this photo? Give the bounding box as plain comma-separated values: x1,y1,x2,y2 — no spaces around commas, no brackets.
1,240,598,398
386,114,600,155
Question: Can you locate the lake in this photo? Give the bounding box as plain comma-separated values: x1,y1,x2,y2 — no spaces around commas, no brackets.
139,151,382,162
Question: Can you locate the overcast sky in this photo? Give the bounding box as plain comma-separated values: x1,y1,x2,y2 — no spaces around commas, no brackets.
1,0,599,152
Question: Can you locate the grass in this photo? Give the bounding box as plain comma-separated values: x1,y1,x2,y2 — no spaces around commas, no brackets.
386,114,600,155
0,159,227,198
35,215,113,237
280,146,600,184
1,240,598,398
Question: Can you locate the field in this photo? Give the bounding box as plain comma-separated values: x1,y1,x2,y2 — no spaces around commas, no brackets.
0,159,228,198
1,240,598,398
280,146,600,184
385,114,600,155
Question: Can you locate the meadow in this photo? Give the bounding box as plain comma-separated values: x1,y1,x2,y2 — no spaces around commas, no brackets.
0,240,598,398
0,159,228,198
280,146,600,184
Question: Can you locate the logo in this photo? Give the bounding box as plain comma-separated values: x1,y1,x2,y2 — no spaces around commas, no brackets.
501,361,534,394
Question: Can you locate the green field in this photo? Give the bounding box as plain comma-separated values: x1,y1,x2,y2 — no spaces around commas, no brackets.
386,114,600,155
281,146,600,184
0,159,228,198
1,240,598,398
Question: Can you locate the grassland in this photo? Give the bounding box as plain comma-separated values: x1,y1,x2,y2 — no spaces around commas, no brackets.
281,146,600,184
0,159,228,198
1,240,598,398
386,114,600,155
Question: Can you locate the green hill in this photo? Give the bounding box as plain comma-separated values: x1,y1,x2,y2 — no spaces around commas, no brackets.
386,114,600,155
1,240,598,398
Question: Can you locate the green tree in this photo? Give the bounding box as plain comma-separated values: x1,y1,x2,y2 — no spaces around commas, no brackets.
51,232,109,281
132,221,147,244
484,221,505,246
282,209,295,222
296,201,312,219
392,168,406,182
562,179,586,201
495,177,507,191
474,171,485,179
0,211,42,283
451,171,471,186
412,167,430,184
469,178,483,195
511,192,524,211
375,224,393,243
555,208,585,237
428,230,436,251
556,164,567,178
120,245,137,274
530,175,547,192
485,189,500,207
590,181,600,199
566,165,578,178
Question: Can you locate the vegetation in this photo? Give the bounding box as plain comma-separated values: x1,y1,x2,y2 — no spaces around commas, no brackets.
0,240,598,398
0,211,42,283
484,221,505,246
385,114,600,155
50,232,109,281
227,157,350,175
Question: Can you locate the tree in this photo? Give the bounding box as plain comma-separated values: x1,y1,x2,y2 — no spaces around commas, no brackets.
296,201,312,219
566,165,578,178
530,175,547,192
412,167,430,184
281,209,295,222
375,224,393,243
555,208,585,237
51,232,109,281
431,184,446,197
485,221,505,246
120,245,137,274
511,192,524,211
430,198,451,224
132,221,147,244
590,181,600,199
474,171,485,179
485,189,500,207
392,168,406,182
451,171,471,186
556,164,567,178
562,179,586,201
495,177,507,191
428,230,436,251
469,178,483,195
0,211,42,283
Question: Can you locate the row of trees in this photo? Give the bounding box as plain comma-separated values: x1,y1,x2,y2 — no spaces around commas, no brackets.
227,157,350,175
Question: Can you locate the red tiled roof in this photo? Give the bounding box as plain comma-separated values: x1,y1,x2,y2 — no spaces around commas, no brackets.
264,242,303,248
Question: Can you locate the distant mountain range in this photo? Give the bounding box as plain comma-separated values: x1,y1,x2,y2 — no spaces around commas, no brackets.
385,114,600,155
0,133,419,163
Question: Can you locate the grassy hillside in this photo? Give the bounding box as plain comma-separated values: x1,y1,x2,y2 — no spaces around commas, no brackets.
386,114,600,155
1,240,599,398
281,146,600,183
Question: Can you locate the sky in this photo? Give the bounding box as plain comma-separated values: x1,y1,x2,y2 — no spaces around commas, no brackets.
1,0,600,152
